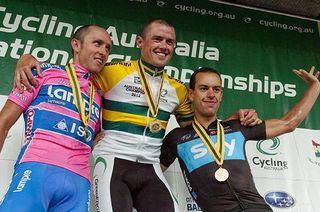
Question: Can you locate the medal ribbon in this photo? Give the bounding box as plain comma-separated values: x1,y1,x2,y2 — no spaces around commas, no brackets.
66,64,94,131
192,118,225,165
137,59,164,119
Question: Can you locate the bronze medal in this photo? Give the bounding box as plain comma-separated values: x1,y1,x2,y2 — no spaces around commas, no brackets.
214,167,229,182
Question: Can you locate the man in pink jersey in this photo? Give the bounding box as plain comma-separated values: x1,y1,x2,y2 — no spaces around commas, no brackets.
0,25,112,211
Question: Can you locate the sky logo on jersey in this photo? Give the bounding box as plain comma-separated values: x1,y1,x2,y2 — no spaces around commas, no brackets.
256,137,280,155
264,191,295,208
178,131,245,172
312,140,320,157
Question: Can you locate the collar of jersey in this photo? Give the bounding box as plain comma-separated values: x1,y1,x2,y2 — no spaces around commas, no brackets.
207,119,219,131
72,63,93,80
140,60,164,77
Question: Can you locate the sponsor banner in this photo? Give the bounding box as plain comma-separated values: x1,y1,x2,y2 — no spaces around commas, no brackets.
293,128,320,181
246,133,304,180
255,178,314,212
0,0,319,128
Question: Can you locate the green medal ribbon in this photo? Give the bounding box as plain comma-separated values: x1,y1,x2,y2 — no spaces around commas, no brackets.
137,59,165,121
192,118,225,166
66,64,94,137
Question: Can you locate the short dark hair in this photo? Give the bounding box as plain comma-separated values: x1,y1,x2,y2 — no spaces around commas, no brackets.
72,25,96,43
138,19,174,38
189,67,222,89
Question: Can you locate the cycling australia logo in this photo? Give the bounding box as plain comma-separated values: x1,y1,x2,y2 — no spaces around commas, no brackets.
252,137,288,171
256,137,280,155
264,191,295,209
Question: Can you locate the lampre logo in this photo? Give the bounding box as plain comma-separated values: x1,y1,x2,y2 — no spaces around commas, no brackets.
13,170,32,192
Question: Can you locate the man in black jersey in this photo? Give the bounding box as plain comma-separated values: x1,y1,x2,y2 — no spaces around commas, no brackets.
160,67,320,212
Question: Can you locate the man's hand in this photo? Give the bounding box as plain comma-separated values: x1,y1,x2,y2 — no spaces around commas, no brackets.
14,54,42,93
238,109,262,126
92,131,105,149
292,66,320,86
225,109,262,126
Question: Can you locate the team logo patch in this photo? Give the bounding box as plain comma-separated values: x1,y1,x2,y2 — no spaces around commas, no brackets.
54,119,68,131
161,89,168,97
94,157,107,174
134,76,141,84
264,191,295,208
181,133,192,141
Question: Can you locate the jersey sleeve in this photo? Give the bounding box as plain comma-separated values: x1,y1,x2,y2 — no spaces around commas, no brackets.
160,128,179,168
241,121,267,140
8,72,44,111
174,83,194,124
93,62,130,93
92,65,109,92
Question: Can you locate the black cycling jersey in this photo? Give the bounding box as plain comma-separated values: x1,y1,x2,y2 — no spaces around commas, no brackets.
160,119,273,212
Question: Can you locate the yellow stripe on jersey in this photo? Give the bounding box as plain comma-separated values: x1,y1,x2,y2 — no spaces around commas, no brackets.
93,61,138,93
103,109,168,130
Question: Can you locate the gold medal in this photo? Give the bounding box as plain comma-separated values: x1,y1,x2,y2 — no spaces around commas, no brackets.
137,60,165,134
214,167,229,182
149,120,161,133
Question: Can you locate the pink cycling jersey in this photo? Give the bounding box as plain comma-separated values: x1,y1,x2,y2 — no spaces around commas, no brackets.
8,63,101,181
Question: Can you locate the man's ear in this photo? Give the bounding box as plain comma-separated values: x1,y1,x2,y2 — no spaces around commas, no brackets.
219,90,223,103
71,38,80,53
136,36,143,49
188,89,194,102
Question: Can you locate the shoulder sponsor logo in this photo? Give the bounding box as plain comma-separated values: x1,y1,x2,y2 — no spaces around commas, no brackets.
264,191,295,208
11,90,28,102
41,63,63,71
181,133,192,141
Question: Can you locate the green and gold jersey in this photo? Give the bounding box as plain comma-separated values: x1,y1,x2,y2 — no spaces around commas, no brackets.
92,60,193,163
